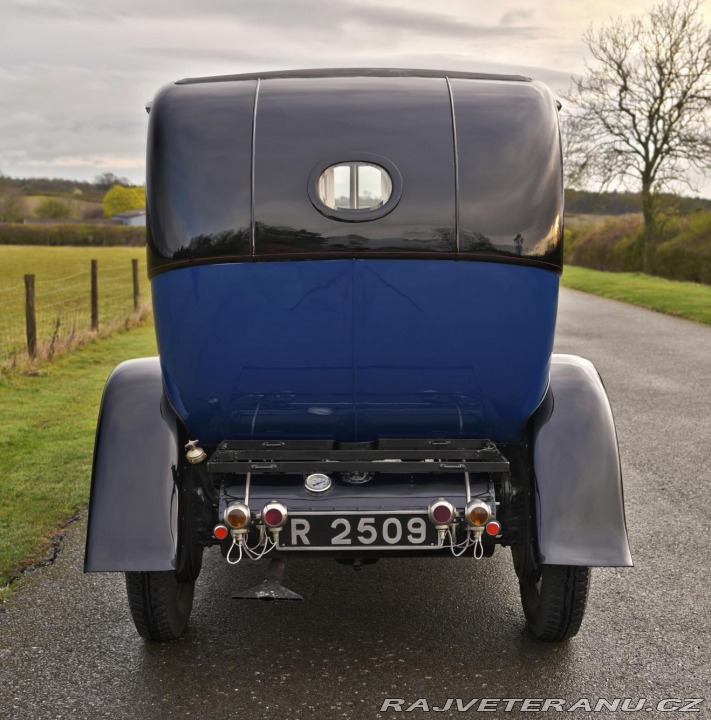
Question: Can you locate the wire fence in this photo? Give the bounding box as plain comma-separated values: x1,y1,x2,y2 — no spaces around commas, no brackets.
0,258,150,369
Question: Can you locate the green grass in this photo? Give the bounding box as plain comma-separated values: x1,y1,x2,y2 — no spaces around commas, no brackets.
564,210,711,285
22,194,102,218
0,245,146,284
0,322,157,594
562,265,711,326
0,245,148,365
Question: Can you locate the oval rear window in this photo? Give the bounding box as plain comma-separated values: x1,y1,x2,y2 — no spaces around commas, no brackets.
317,162,392,211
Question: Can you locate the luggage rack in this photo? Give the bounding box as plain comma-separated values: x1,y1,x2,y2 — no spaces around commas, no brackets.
207,438,510,475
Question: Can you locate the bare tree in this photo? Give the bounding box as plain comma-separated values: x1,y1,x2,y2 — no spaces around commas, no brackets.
94,172,130,191
565,0,711,249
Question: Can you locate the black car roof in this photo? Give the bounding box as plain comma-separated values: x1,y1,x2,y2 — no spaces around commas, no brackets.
176,68,531,85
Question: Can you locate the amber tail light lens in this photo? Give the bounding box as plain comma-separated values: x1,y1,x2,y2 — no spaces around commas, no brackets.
465,499,491,527
224,502,251,529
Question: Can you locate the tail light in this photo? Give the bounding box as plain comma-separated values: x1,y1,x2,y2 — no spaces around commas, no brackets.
428,498,455,526
485,519,501,536
224,502,251,529
465,499,491,527
262,501,287,529
213,524,229,540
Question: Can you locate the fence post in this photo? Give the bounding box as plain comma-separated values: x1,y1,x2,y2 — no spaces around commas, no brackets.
24,274,37,360
91,259,98,330
132,258,139,311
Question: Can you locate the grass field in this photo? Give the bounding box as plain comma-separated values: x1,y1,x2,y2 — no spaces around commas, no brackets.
564,213,619,232
0,323,157,595
564,210,711,286
21,195,103,218
561,265,711,326
0,246,149,366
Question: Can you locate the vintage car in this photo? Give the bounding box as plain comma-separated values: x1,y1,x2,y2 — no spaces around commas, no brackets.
85,69,632,643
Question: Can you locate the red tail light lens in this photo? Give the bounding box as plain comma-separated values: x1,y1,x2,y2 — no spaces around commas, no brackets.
213,524,229,540
428,498,455,525
262,501,287,528
485,520,501,536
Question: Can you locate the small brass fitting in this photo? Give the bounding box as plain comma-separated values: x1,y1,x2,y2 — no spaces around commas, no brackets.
185,439,207,464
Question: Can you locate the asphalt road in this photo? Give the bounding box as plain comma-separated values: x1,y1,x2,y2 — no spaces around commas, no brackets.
1,287,710,719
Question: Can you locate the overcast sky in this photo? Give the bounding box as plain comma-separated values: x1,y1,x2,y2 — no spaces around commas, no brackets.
0,0,709,195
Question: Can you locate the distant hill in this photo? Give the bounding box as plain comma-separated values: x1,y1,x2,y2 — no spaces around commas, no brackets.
565,189,711,215
0,173,146,223
2,174,709,217
0,173,138,203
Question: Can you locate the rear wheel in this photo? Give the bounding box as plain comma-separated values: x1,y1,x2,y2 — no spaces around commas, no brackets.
125,463,205,642
125,571,195,642
509,448,590,641
518,564,590,641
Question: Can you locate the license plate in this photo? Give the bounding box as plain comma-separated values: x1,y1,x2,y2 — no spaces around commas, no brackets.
278,511,440,550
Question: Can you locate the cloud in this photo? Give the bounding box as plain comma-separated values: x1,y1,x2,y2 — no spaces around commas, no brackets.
499,9,536,27
7,0,539,39
0,0,597,185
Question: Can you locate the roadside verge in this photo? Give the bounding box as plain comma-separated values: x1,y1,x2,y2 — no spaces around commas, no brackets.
561,266,711,327
0,323,157,599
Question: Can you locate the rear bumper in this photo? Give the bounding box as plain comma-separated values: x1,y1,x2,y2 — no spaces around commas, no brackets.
213,438,507,557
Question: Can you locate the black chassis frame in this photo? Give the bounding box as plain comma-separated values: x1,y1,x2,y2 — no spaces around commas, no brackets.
188,437,525,557
209,437,508,475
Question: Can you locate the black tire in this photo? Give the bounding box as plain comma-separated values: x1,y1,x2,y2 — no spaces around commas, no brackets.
124,460,206,641
175,525,203,584
519,564,590,641
125,571,195,642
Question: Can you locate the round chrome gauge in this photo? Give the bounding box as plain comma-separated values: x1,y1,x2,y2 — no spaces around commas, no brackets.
304,473,333,493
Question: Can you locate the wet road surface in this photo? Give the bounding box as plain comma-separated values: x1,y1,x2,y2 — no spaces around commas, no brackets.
1,287,710,719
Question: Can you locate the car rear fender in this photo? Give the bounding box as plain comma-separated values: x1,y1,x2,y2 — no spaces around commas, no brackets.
84,357,181,572
531,354,633,567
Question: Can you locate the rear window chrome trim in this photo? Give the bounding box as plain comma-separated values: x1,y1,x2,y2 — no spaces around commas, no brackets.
307,152,402,223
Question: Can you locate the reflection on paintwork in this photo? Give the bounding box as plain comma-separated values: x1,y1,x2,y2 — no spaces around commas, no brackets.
451,79,563,268
146,71,562,275
146,80,255,274
254,77,455,255
151,259,558,445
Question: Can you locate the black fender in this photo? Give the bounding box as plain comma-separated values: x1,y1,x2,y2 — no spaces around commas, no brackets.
84,358,182,572
531,354,633,567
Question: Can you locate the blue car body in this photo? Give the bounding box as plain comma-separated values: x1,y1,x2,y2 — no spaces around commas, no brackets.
86,69,631,590
153,259,558,445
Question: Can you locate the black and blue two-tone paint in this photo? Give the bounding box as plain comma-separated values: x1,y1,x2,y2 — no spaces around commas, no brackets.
147,70,563,444
86,69,631,644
